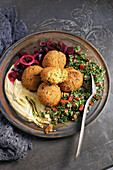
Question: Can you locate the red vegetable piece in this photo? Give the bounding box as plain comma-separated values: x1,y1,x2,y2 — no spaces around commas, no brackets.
80,64,85,69
61,100,69,105
87,57,91,61
97,97,100,100
58,41,62,49
76,96,80,101
73,59,77,62
52,107,58,112
72,102,76,108
40,41,46,47
45,47,49,53
46,108,51,114
72,112,80,120
78,50,82,55
18,51,28,58
33,60,40,65
79,104,84,111
64,108,69,114
47,45,55,50
20,55,35,66
89,101,94,105
47,41,52,45
14,59,20,67
83,84,86,88
97,82,101,87
62,43,67,53
34,53,39,58
8,71,19,84
53,117,58,121
72,112,78,118
67,47,74,55
68,95,74,102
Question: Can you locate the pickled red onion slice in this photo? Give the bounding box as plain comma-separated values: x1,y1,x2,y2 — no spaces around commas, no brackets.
20,55,35,66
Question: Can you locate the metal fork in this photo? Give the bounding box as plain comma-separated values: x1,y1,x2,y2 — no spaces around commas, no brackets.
75,73,96,159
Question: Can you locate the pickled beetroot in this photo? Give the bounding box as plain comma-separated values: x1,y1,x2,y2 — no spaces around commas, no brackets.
8,71,19,84
33,60,40,65
18,63,26,70
58,41,62,49
62,43,67,53
18,51,28,58
67,47,74,55
45,47,49,53
47,45,55,50
34,53,39,60
47,41,52,45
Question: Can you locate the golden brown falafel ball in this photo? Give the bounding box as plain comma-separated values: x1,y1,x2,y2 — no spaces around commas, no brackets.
59,67,83,92
21,65,43,91
41,67,68,84
37,82,61,106
42,50,66,69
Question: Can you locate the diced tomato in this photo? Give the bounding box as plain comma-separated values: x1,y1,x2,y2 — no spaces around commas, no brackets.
87,57,91,61
61,100,69,105
68,95,74,102
80,64,85,69
64,108,69,114
53,117,58,121
78,50,82,55
72,102,76,108
73,59,77,62
52,107,58,112
46,108,51,114
83,84,86,88
93,95,96,97
89,101,94,105
79,104,84,111
72,112,80,120
76,96,80,101
72,112,78,118
97,97,100,100
97,82,101,87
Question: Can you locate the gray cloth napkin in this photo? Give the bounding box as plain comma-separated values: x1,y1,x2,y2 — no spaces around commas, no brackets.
0,7,32,161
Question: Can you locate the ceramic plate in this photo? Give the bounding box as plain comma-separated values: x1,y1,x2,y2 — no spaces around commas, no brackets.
0,31,110,138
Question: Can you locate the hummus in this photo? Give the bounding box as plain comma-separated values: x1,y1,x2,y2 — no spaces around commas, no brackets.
5,66,51,127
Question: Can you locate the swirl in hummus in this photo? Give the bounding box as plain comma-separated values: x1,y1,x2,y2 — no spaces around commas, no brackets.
5,65,51,128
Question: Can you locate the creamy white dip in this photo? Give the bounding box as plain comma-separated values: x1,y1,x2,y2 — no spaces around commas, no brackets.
5,66,51,127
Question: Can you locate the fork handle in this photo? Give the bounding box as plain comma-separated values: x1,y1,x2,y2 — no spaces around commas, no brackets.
75,94,94,159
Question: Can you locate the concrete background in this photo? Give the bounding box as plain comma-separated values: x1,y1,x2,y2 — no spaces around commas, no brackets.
0,0,113,169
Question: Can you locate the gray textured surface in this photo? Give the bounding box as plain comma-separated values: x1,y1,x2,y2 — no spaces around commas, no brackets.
0,0,113,169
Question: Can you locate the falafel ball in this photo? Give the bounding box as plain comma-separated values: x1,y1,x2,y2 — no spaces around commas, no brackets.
59,67,83,92
42,50,66,69
21,65,43,91
37,82,61,106
41,67,68,84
